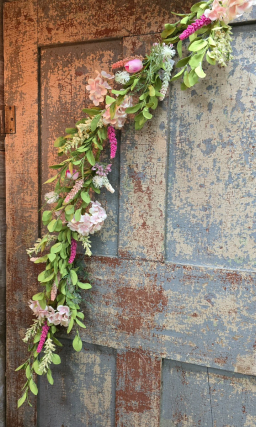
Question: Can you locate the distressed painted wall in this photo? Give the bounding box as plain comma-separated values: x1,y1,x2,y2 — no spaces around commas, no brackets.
4,0,256,426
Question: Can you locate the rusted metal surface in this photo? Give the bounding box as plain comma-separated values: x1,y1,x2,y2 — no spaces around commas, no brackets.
115,349,162,427
4,106,15,134
4,0,256,425
4,1,38,425
38,340,116,427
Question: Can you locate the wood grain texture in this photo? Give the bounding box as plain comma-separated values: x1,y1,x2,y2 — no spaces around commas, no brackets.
82,257,256,376
160,360,212,426
115,349,162,427
208,368,256,427
118,35,168,261
4,1,38,425
167,24,256,270
38,340,116,427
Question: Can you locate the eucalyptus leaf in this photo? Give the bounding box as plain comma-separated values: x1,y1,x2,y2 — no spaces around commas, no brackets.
73,334,83,352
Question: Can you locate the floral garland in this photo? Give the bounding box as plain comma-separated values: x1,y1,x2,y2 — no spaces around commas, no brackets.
16,0,255,408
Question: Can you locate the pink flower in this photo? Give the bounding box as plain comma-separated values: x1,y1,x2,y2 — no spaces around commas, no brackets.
29,300,48,319
68,238,77,264
205,0,255,23
86,71,112,106
179,15,212,40
60,315,70,327
37,322,49,353
64,179,84,204
57,305,70,316
102,96,133,129
101,70,114,79
66,169,79,180
125,59,143,73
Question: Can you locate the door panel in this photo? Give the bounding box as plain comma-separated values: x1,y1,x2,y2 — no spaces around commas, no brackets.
40,41,122,256
4,0,256,426
38,341,116,427
167,25,256,270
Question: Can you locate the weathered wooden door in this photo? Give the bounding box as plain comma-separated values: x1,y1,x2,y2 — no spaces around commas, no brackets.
4,1,256,426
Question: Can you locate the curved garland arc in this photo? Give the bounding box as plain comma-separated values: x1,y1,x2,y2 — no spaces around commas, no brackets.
16,0,255,408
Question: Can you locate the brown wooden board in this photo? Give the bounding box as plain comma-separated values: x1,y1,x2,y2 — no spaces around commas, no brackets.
4,0,256,426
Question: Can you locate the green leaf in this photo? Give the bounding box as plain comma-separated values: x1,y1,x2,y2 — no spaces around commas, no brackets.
54,136,66,147
25,365,31,379
188,49,206,69
206,52,216,65
142,108,152,120
106,95,115,105
110,102,117,120
60,282,66,295
161,26,176,39
188,39,208,52
82,108,101,117
77,282,92,290
75,208,82,221
191,1,207,12
65,205,74,215
188,70,199,86
41,272,55,283
33,359,43,376
33,255,48,264
52,354,61,365
32,292,45,301
73,334,83,352
50,242,62,254
125,103,142,114
70,270,78,286
148,85,155,96
176,56,190,68
131,78,139,90
29,379,38,396
81,191,90,204
52,337,63,347
15,362,27,372
76,318,87,329
180,16,190,24
42,210,52,224
47,219,57,232
39,298,47,309
91,114,101,132
86,150,95,166
47,368,54,385
48,253,56,262
17,392,27,408
67,317,74,333
43,174,58,184
65,127,76,134
171,68,186,81
76,312,85,319
195,64,206,78
177,40,183,58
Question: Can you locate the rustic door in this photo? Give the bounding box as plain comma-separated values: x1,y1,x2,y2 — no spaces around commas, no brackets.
4,1,256,426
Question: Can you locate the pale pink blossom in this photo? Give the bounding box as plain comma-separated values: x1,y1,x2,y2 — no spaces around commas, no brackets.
101,70,115,79
66,169,79,180
205,0,256,23
60,315,70,327
125,59,143,73
57,305,70,316
29,300,49,319
102,96,133,129
67,201,107,237
86,71,112,106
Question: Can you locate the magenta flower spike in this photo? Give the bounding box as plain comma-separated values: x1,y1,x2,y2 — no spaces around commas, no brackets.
179,15,212,41
36,321,50,353
68,238,77,264
108,126,118,159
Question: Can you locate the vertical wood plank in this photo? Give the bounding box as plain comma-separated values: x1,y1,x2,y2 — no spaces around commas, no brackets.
160,360,212,427
209,368,256,426
115,349,162,427
4,1,38,425
119,35,168,261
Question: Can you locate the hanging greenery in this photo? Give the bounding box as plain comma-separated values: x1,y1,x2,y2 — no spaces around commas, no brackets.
16,0,255,407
